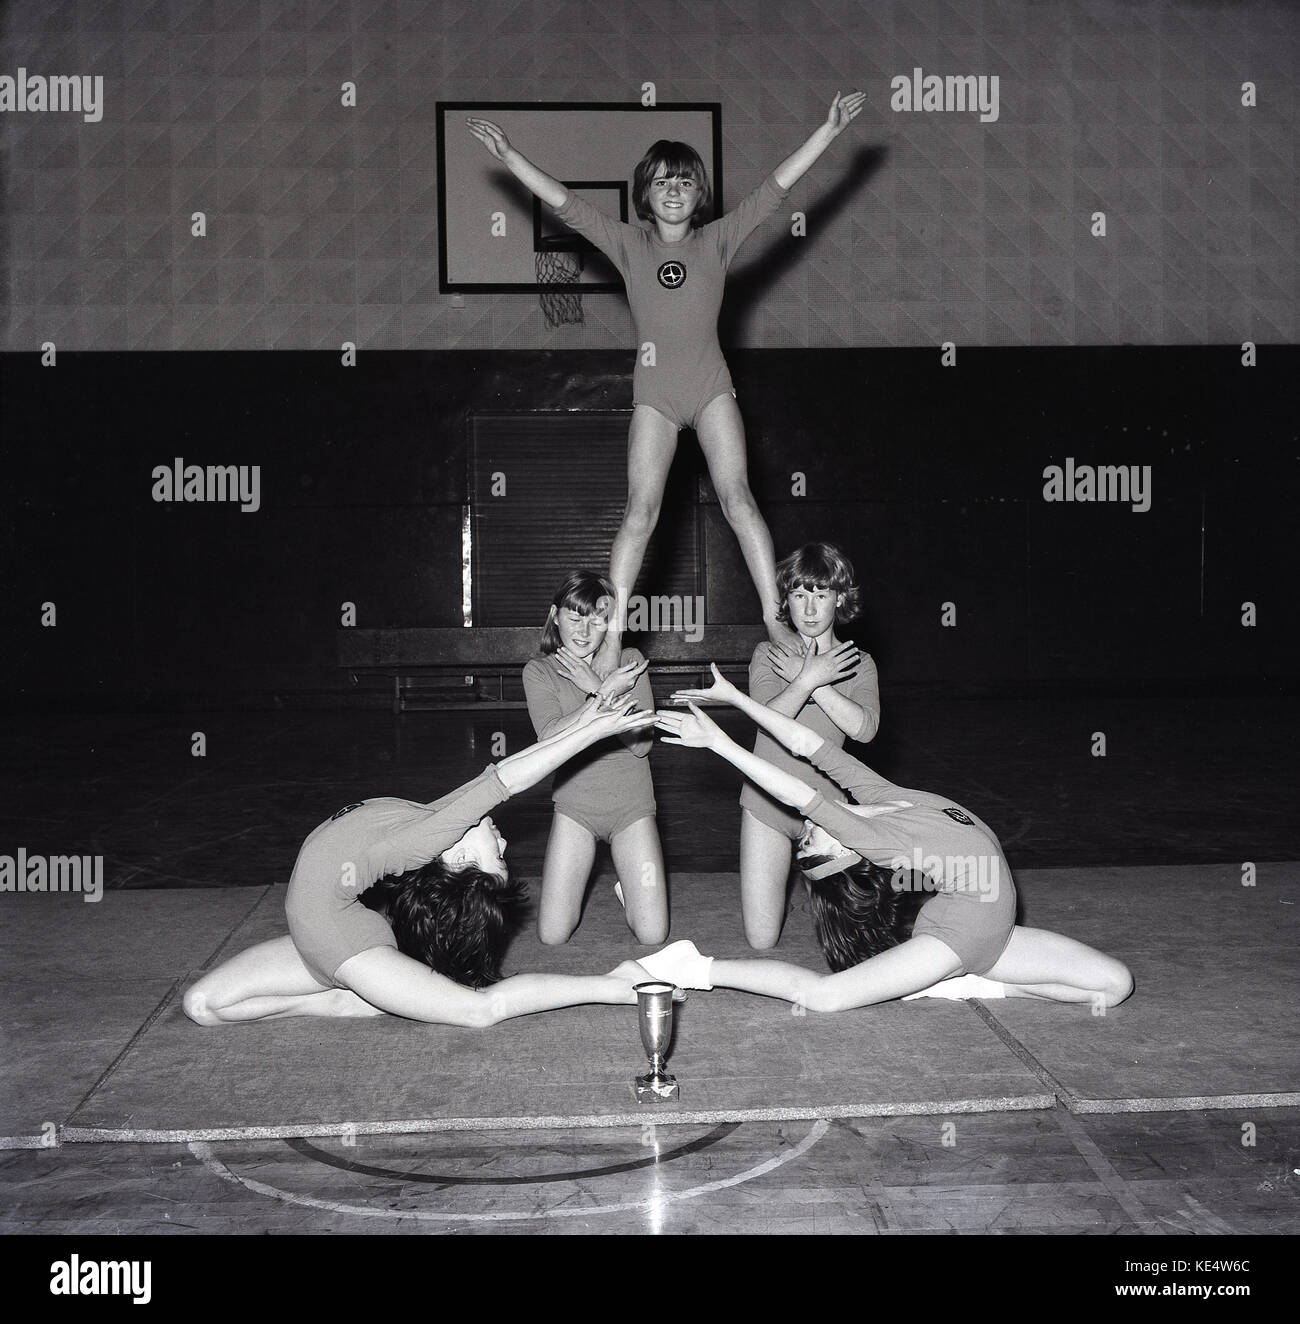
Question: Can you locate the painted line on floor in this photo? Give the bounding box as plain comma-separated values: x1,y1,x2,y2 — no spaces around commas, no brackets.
285,1121,741,1185
1067,1092,1300,1113
64,1095,1053,1144
1056,1109,1164,1235
190,1118,830,1223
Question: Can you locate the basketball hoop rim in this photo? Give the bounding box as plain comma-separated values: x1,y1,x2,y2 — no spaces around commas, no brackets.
535,233,588,253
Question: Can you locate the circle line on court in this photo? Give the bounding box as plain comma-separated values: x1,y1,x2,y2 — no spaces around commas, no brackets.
191,1119,830,1224
283,1121,741,1186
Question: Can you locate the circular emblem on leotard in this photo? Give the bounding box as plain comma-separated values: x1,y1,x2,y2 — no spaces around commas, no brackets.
331,802,364,820
942,807,974,825
657,260,686,289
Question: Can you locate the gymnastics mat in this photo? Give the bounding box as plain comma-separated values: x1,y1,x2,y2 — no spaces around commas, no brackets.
976,862,1300,1112
57,878,1053,1141
0,889,265,1147
7,864,1295,1143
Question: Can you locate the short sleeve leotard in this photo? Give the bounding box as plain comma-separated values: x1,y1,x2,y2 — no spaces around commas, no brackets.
801,743,1018,976
284,766,510,987
550,176,790,431
521,648,657,842
740,644,881,840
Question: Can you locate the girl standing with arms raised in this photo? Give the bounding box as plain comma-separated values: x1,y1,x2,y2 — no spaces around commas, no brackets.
468,92,867,665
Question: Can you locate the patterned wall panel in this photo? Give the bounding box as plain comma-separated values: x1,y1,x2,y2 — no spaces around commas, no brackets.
0,0,1294,350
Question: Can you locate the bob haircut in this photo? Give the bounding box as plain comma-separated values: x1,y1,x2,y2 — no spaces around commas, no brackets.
632,139,712,226
358,857,530,989
800,854,925,972
775,542,862,627
538,570,617,656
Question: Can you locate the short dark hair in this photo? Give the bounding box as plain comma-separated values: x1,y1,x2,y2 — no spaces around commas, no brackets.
775,542,862,627
538,569,616,655
801,855,924,972
358,858,530,988
632,139,712,225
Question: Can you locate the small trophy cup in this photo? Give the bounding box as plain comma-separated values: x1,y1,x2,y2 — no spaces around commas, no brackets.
634,981,680,1102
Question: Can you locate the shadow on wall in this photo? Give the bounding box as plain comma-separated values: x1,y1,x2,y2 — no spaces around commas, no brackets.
721,144,889,345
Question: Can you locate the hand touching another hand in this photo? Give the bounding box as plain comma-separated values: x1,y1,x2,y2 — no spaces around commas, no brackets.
606,959,688,1002
638,940,715,991
580,697,655,739
796,639,861,690
557,650,647,705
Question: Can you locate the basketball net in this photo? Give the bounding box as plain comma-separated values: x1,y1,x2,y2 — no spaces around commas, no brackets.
535,246,585,327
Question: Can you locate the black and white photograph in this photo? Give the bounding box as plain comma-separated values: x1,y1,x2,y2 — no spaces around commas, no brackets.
0,0,1295,1286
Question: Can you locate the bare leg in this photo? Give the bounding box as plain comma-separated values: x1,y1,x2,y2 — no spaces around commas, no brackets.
610,815,669,944
983,926,1134,1006
694,393,792,645
182,936,385,1024
538,812,598,944
739,809,794,948
594,405,679,676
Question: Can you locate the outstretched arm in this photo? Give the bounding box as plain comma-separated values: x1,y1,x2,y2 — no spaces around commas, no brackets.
772,91,867,191
671,664,827,761
337,948,650,1026
467,118,568,208
496,701,654,795
655,701,818,811
711,936,963,1011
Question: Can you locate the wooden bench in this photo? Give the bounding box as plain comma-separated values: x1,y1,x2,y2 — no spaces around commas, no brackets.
339,626,768,713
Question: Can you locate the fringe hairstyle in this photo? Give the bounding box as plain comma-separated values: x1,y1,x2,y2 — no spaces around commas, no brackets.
358,858,530,988
775,542,862,627
538,570,616,656
632,139,712,225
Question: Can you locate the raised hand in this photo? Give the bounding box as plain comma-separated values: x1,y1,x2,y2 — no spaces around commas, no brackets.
766,638,810,684
555,646,603,696
825,91,867,136
797,639,861,690
598,655,649,706
667,662,740,708
467,117,512,161
655,700,725,750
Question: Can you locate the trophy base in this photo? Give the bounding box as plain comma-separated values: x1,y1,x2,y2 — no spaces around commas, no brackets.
635,1071,680,1103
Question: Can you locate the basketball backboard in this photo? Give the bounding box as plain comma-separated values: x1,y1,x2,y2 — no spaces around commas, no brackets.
437,101,723,293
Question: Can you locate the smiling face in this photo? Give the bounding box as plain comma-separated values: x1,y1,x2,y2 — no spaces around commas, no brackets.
441,816,508,880
554,598,611,660
786,584,843,642
647,164,703,228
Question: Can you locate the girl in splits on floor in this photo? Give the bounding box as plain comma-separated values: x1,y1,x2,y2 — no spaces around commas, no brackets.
738,542,880,949
468,91,868,665
647,668,1133,1012
522,571,668,945
183,700,659,1028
